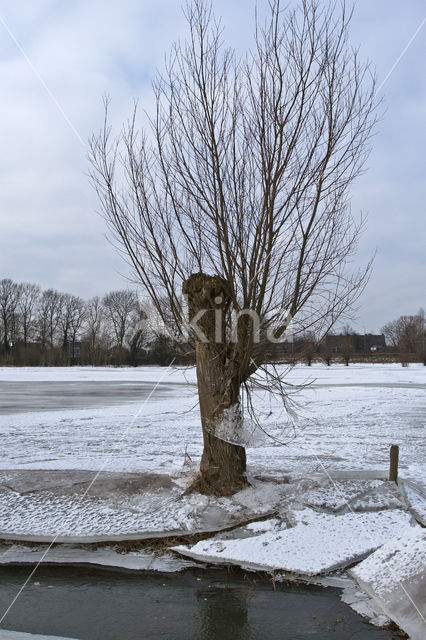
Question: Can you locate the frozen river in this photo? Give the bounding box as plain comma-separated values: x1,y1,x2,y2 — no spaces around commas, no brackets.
0,364,424,490
0,380,192,414
1,378,424,415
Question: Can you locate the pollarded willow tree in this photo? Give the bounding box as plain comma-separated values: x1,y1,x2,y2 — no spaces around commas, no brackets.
89,0,377,496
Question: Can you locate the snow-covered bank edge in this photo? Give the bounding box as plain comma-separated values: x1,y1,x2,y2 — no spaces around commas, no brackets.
2,515,422,636
1,468,424,638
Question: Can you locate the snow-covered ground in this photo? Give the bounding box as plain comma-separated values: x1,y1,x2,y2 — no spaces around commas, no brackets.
0,363,425,637
0,363,424,492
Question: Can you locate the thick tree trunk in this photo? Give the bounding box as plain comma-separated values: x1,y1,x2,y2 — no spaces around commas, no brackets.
183,273,248,496
195,342,247,495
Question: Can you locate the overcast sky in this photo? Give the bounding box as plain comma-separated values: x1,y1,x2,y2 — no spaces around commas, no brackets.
0,0,424,333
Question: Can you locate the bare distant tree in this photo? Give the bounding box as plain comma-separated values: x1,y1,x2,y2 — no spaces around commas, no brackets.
319,337,333,367
37,288,63,350
128,303,149,366
102,289,139,363
341,335,355,366
382,310,426,360
417,308,426,364
69,296,86,361
84,296,107,365
17,283,40,346
300,331,317,366
381,318,399,349
0,279,21,353
59,294,72,351
341,324,355,336
90,0,376,495
59,293,86,355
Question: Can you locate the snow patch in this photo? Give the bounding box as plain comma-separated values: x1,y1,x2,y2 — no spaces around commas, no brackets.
173,509,416,575
351,529,426,640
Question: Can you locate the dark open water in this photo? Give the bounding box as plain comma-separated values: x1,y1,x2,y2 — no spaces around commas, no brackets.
0,566,398,640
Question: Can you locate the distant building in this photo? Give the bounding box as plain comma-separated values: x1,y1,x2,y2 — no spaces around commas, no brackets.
325,333,385,354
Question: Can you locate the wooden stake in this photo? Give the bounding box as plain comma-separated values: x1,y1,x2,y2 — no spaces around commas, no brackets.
389,444,399,483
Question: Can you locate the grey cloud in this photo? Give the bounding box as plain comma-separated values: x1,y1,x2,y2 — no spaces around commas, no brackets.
0,0,424,332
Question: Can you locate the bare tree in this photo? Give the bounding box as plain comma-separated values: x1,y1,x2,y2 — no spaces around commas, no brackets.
59,294,86,357
0,279,21,353
417,308,426,365
17,283,40,346
341,334,355,366
382,310,426,362
90,0,376,495
84,296,107,365
37,288,63,352
128,302,149,366
69,296,86,362
102,289,139,364
319,333,334,366
59,294,72,352
381,318,399,349
300,331,317,366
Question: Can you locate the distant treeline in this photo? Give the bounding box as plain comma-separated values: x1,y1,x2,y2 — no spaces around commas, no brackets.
0,278,190,366
1,278,424,367
268,312,426,366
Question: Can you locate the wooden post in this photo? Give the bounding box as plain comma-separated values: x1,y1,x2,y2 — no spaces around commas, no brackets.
389,445,399,483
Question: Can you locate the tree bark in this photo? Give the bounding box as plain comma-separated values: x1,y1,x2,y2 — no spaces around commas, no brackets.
183,273,248,496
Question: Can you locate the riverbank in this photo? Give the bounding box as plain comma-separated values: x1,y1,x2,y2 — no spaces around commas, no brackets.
0,468,424,638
